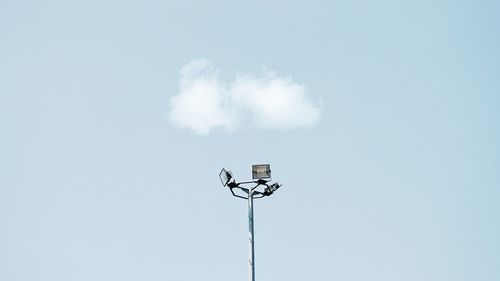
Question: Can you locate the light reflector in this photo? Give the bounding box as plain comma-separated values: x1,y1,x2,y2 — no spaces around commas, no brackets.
252,164,271,180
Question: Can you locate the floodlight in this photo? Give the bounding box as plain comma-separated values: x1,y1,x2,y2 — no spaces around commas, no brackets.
252,164,271,180
269,182,281,192
219,168,233,186
264,182,281,195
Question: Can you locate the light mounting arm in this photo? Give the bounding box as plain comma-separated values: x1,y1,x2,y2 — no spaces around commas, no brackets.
219,166,282,200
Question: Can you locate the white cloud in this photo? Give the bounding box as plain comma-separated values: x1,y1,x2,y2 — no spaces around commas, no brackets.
168,59,322,135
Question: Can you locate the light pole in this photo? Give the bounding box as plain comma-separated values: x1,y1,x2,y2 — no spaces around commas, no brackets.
219,164,282,281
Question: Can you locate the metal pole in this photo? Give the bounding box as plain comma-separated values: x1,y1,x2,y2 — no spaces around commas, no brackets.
248,190,255,281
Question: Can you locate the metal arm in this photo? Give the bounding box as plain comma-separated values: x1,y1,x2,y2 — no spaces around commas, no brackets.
227,181,276,200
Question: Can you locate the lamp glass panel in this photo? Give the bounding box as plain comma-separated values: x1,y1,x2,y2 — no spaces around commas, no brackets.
252,164,271,179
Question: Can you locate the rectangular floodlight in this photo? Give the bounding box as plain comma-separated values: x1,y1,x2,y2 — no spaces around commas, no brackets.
219,168,232,186
252,164,271,180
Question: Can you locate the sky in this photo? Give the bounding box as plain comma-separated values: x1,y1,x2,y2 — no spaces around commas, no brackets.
1,0,499,281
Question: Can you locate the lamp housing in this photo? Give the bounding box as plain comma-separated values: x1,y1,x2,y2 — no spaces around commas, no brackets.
252,164,271,180
264,182,281,195
219,168,233,187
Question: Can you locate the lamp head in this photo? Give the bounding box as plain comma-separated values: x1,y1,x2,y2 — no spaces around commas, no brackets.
264,182,281,196
219,168,233,187
252,164,271,180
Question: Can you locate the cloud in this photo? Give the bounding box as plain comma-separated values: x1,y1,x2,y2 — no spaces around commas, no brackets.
169,59,322,135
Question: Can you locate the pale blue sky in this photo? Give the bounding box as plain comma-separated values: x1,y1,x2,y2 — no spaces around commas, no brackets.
1,0,499,280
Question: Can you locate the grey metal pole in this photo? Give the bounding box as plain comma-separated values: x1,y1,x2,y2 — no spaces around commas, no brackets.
248,190,255,281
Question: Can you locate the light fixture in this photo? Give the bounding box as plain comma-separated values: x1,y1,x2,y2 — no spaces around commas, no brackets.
264,182,281,195
252,164,271,180
219,168,233,187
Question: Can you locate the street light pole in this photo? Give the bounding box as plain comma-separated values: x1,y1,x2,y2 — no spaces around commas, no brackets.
248,189,255,281
219,164,282,281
